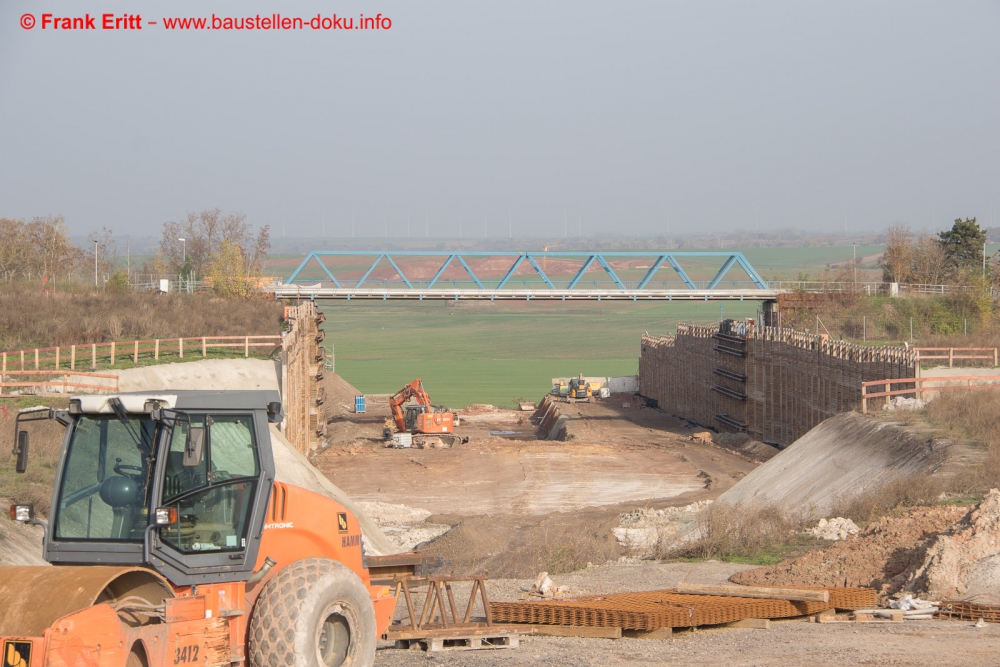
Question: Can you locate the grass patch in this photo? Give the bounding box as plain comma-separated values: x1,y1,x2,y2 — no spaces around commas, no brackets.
663,502,810,563
830,474,945,524
924,388,1000,494
321,299,757,407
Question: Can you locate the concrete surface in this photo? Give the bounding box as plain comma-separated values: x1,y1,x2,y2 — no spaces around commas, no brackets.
717,412,948,517
113,358,281,392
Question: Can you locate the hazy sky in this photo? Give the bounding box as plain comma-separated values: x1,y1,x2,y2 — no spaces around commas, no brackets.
1,1,998,239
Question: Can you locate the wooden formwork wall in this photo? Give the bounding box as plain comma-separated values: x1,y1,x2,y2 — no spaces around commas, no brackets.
640,324,915,447
281,302,327,452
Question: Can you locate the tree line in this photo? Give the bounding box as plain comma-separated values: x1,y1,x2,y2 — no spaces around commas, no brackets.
0,209,270,297
881,218,990,286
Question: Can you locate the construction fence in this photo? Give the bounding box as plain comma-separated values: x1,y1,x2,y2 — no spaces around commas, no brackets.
0,335,282,372
640,322,916,447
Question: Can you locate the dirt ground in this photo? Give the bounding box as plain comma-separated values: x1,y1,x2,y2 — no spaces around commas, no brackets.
316,376,759,576
731,505,971,595
374,561,1000,666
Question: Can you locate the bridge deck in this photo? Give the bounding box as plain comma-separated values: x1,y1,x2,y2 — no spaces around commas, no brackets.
272,285,778,301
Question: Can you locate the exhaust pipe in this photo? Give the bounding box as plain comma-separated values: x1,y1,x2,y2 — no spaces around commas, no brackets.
247,557,277,589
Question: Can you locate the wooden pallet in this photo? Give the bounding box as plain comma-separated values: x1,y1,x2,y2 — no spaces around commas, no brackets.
393,629,520,652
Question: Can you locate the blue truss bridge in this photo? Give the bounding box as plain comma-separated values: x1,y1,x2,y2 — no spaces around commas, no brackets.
275,250,778,301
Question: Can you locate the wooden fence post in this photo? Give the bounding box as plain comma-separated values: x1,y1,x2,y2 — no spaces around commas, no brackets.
71,345,76,371
34,349,39,370
949,348,954,368
179,338,183,359
884,381,890,407
995,348,998,367
134,340,139,364
155,339,160,360
92,344,97,369
20,350,24,371
202,336,207,357
55,347,60,370
1,352,5,373
110,341,116,366
245,336,249,358
861,383,867,414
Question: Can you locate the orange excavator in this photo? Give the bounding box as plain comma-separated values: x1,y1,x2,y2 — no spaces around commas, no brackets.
383,379,467,448
1,390,395,667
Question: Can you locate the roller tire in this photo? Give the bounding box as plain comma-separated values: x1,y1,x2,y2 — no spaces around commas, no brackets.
249,558,376,667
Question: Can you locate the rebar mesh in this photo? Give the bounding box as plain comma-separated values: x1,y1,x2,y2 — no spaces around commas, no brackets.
490,587,876,630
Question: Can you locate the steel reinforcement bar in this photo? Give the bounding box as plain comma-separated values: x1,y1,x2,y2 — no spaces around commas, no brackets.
489,588,876,630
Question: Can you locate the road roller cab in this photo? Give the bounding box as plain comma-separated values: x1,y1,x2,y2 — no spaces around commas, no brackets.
2,390,394,667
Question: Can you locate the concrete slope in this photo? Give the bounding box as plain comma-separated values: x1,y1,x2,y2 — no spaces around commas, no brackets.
114,358,280,392
717,413,948,517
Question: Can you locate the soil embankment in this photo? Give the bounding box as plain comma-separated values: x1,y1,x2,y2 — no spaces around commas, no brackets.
717,412,950,517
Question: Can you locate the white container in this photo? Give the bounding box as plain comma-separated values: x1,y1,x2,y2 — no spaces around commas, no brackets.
392,433,413,448
599,388,610,398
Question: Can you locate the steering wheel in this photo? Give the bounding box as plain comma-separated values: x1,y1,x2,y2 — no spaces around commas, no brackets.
113,458,143,478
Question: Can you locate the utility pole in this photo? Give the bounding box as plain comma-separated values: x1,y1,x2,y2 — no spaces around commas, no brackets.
853,243,857,283
94,240,98,287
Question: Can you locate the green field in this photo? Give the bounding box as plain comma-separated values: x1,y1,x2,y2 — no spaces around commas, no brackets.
321,300,757,408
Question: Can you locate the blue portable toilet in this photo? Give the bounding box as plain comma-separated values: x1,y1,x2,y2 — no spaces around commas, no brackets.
355,395,366,413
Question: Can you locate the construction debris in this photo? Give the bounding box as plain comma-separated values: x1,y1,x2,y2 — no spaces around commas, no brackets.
691,431,713,444
809,517,860,541
730,504,969,594
903,488,1000,602
518,571,572,600
613,501,710,557
882,396,927,411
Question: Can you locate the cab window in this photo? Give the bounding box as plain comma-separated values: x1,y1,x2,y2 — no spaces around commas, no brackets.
160,414,259,553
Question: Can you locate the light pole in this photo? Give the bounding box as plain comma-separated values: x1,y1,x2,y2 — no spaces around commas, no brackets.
178,238,186,291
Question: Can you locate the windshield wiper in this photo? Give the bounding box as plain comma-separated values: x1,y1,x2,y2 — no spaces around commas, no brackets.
107,397,142,447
